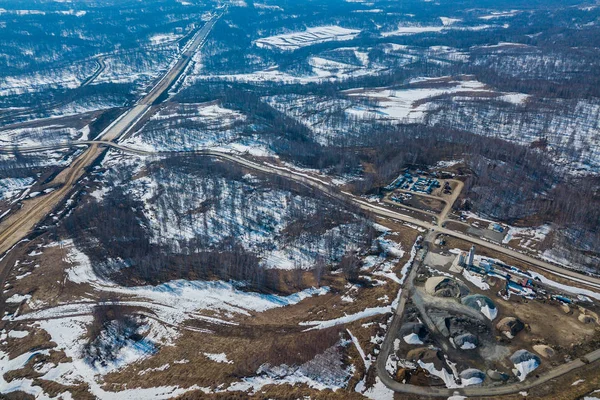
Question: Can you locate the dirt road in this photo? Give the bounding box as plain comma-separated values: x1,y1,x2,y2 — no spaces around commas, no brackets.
0,145,102,256
374,236,600,397
4,139,600,292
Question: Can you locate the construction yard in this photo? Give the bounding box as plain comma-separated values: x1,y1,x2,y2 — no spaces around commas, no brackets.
386,237,600,390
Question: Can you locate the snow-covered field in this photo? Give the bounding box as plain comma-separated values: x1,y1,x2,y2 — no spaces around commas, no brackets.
227,343,353,394
502,225,550,251
197,54,383,85
343,78,528,122
263,77,529,143
0,338,204,399
93,49,177,87
0,238,334,398
0,177,35,202
149,33,183,45
0,124,81,147
57,242,331,324
82,148,376,275
254,26,361,51
0,65,91,97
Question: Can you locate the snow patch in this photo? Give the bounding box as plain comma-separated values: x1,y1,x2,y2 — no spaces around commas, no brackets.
203,352,233,364
403,333,423,344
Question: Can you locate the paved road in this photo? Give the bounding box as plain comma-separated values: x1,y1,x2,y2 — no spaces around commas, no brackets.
351,198,600,290
80,56,106,87
3,146,600,397
99,104,150,141
0,13,221,263
1,11,599,391
0,145,102,256
139,15,219,106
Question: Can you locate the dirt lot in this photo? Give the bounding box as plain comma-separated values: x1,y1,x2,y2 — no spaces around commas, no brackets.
399,241,600,388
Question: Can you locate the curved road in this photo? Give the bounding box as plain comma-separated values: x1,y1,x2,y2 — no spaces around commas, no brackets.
2,145,600,398
1,10,599,393
80,56,106,87
3,139,600,292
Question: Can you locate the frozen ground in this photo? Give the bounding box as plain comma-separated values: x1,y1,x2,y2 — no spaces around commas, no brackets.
0,65,90,97
0,177,35,202
0,236,334,398
198,55,383,85
93,49,177,87
57,241,332,324
0,124,80,147
381,22,505,37
1,304,210,399
427,97,600,171
264,77,529,145
228,341,353,393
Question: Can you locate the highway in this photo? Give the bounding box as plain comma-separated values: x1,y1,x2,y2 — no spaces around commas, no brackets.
0,13,221,257
139,15,219,106
5,133,596,398
3,145,600,399
0,145,102,256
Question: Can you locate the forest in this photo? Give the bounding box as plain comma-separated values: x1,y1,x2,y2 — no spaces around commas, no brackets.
58,155,377,293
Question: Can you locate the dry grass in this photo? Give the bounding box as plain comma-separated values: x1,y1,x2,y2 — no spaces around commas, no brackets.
0,204,427,398
101,323,344,390
31,379,95,400
2,234,99,316
3,325,55,360
3,350,69,384
0,312,93,398
176,384,366,399
1,391,36,400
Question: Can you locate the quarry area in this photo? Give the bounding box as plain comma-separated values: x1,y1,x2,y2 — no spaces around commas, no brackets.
388,243,600,392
